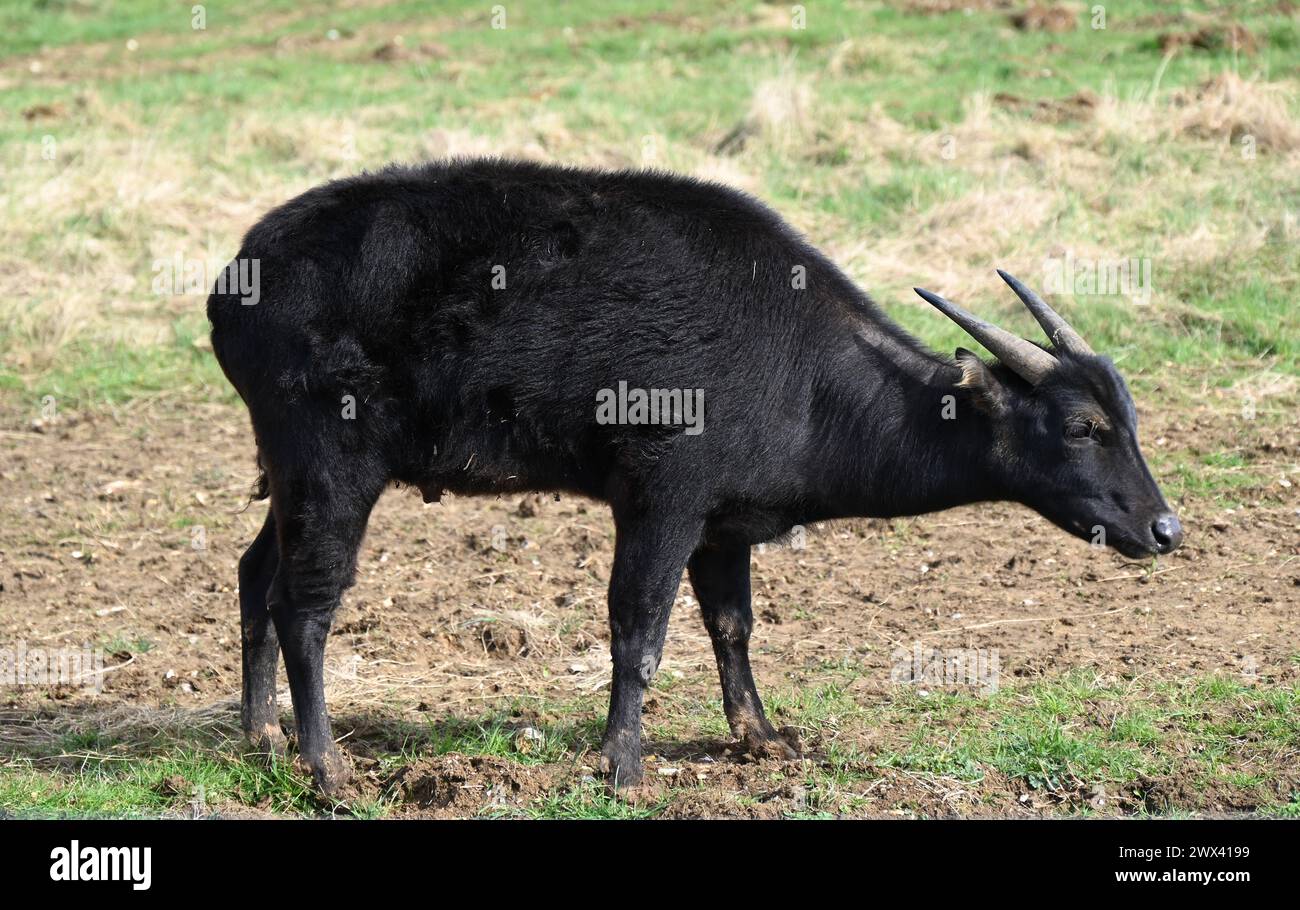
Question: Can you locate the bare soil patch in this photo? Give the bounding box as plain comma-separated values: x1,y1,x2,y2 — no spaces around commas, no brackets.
1,393,1296,816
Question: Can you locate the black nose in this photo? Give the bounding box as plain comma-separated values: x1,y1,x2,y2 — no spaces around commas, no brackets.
1151,513,1183,553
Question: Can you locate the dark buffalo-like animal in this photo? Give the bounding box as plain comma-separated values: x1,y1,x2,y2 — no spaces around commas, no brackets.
208,160,1181,793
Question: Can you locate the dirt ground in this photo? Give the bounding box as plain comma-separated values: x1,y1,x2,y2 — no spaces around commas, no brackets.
1,391,1297,817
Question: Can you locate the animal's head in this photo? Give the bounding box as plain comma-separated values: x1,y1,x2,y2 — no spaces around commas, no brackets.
917,271,1182,559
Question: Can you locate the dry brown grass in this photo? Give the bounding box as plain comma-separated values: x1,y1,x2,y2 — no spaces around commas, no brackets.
824,73,1297,308
1173,72,1300,151
2,55,1295,368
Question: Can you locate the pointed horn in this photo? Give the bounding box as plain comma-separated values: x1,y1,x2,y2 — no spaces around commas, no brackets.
997,269,1094,357
915,286,1057,385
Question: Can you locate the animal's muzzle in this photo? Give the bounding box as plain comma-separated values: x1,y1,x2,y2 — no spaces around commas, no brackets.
1150,513,1183,554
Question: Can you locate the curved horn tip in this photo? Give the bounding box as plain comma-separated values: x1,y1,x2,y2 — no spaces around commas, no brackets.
996,267,1096,357
995,268,1026,290
913,287,950,309
913,282,1057,384
915,287,982,324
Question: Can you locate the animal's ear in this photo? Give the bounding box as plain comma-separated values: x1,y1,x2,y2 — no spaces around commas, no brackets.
954,348,1009,414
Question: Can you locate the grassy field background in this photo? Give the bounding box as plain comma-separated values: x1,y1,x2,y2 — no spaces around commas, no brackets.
1,0,1297,817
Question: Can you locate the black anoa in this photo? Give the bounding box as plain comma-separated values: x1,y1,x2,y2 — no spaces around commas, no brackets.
208,159,1181,793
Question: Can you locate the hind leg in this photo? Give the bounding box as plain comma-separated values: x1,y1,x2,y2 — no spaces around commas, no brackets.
265,458,386,796
599,506,703,790
238,510,286,757
688,542,798,759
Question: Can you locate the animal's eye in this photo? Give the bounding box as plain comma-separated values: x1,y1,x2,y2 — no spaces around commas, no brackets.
1066,420,1097,440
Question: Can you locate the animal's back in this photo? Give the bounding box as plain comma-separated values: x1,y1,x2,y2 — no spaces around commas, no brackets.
207,160,865,502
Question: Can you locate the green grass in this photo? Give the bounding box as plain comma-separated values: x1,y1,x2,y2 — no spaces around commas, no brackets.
1264,795,1300,818
99,634,155,655
409,710,602,766
2,670,1296,817
856,669,1297,811
498,778,667,820
0,748,322,818
0,315,236,411
1,0,1296,403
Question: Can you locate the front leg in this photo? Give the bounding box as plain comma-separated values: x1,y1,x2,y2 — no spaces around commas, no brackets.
688,542,799,760
600,509,702,790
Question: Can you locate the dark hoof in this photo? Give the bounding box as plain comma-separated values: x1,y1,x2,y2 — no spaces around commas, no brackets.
599,748,644,793
243,723,289,762
302,747,353,797
738,725,802,762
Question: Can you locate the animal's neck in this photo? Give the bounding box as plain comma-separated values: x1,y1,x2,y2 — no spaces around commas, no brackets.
805,332,1003,520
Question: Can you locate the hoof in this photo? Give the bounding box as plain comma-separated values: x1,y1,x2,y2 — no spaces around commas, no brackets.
599,748,644,793
302,747,352,797
243,723,289,761
738,725,802,761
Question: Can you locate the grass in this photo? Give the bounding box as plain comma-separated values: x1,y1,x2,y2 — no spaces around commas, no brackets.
401,709,603,766
501,778,667,821
869,670,1299,813
1,0,1296,405
0,746,323,818
0,316,236,412
1,0,1297,818
3,670,1295,818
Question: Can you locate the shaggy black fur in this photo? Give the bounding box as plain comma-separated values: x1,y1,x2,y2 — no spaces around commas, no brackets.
208,159,1178,792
